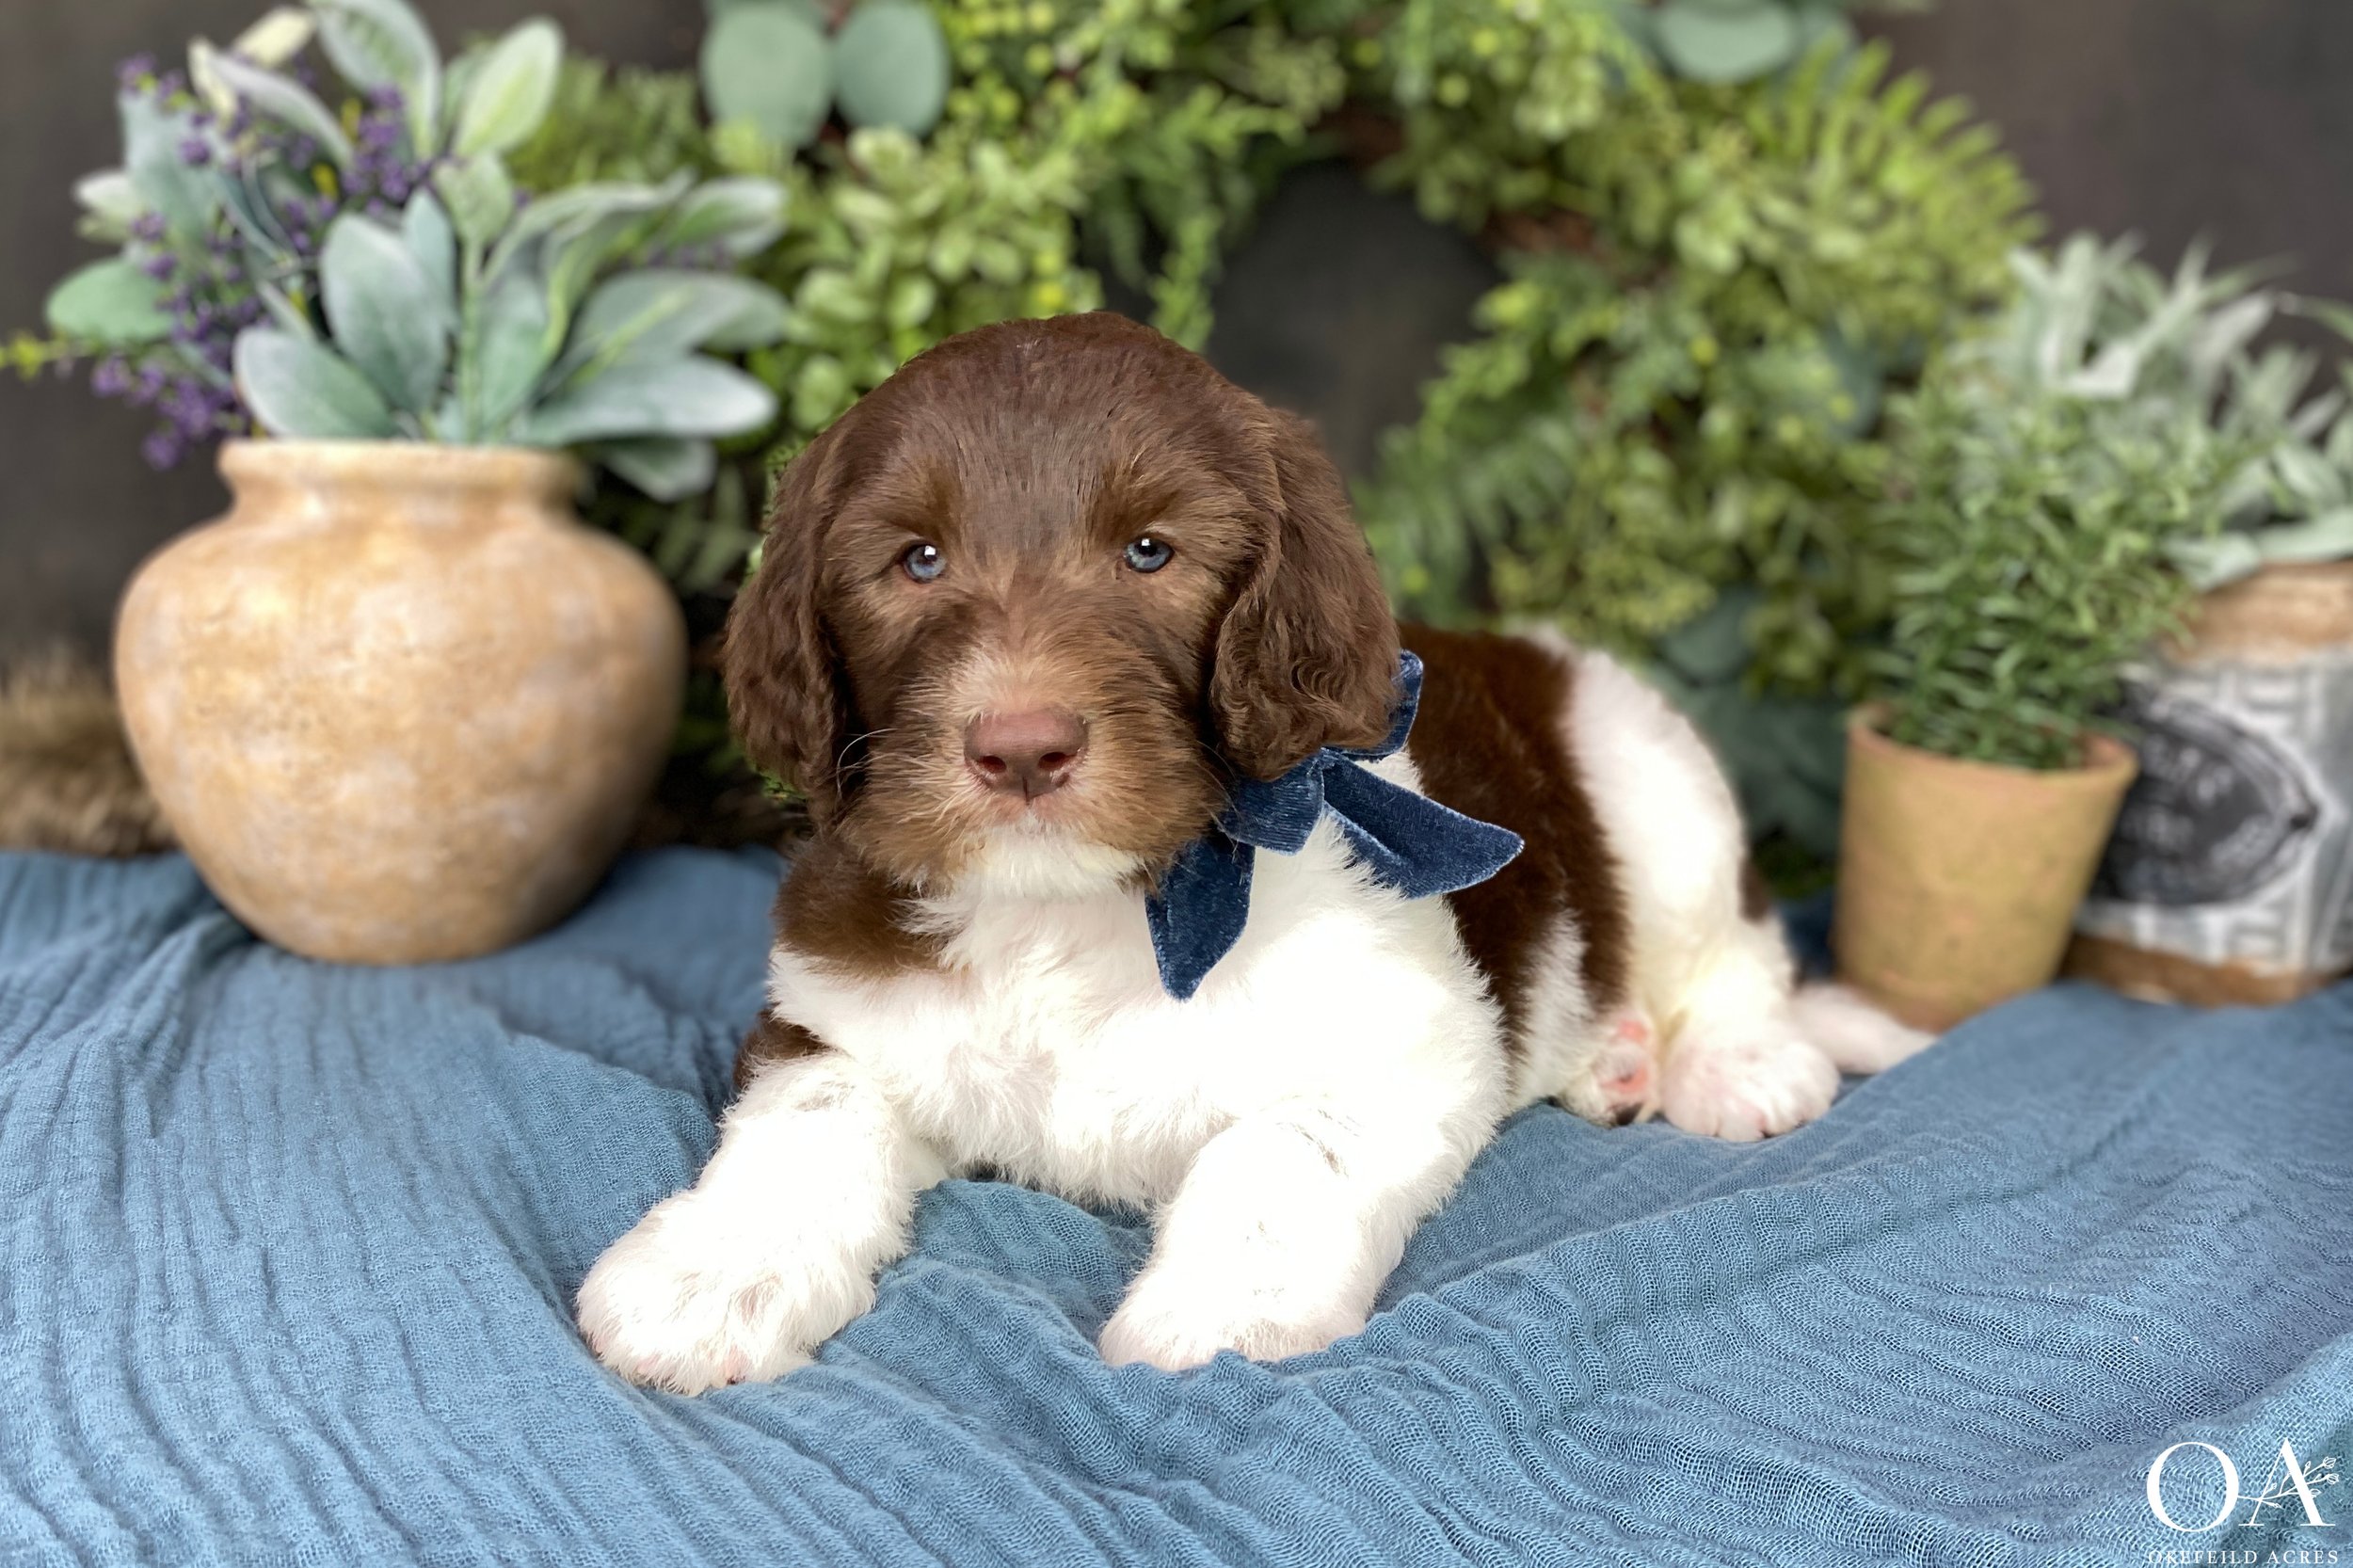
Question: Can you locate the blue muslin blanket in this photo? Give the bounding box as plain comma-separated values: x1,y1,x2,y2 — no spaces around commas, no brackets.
1,846,2348,1567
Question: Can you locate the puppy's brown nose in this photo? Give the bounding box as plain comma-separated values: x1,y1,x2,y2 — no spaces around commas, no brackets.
966,710,1087,799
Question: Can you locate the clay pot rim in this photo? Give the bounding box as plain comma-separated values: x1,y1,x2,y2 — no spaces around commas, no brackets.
1849,703,2137,791
219,438,581,500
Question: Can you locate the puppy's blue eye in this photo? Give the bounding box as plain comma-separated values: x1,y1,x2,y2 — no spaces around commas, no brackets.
901,541,944,583
1124,536,1173,573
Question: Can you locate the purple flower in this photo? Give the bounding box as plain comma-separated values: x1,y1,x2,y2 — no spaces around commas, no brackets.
155,69,187,100
141,252,177,281
90,357,132,396
130,212,168,244
116,54,156,90
365,85,405,112
142,428,184,470
178,136,212,167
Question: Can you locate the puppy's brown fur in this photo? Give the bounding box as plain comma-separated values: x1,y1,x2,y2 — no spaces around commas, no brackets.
725,313,1624,1069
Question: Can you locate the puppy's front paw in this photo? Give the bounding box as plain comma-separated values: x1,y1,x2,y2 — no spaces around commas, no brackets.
1660,1031,1838,1142
576,1189,873,1395
1098,1268,1365,1371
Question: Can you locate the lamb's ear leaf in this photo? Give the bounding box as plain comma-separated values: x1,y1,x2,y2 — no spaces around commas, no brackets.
255,280,318,341
474,267,559,439
553,270,792,386
401,190,458,317
120,93,221,239
432,155,516,248
188,40,237,119
202,52,356,167
230,7,318,65
319,212,451,412
232,328,400,438
72,169,143,243
483,177,684,283
312,0,442,153
518,355,776,446
45,258,173,344
657,177,789,258
452,18,562,157
595,435,717,502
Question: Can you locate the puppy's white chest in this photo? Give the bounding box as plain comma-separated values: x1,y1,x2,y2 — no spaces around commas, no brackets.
766,778,1508,1208
773,891,1217,1201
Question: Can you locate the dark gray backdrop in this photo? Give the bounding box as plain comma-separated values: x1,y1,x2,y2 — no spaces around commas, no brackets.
7,0,2349,661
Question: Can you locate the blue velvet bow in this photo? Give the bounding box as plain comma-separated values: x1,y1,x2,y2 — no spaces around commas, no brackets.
1144,650,1525,1000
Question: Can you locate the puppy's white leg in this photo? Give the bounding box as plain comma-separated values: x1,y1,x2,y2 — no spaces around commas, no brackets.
1098,1102,1474,1370
577,1050,939,1394
1562,647,1843,1140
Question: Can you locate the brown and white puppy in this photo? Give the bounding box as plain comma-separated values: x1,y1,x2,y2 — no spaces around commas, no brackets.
576,312,1929,1393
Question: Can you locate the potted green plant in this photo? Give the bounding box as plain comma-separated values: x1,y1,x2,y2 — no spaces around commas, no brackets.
40,0,791,963
1837,236,2245,1029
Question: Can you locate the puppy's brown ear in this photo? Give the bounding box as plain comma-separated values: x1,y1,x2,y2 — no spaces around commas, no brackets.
1210,411,1401,780
724,424,855,824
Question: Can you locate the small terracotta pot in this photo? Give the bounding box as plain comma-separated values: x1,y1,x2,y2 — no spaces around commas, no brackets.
116,440,684,964
1833,708,2137,1031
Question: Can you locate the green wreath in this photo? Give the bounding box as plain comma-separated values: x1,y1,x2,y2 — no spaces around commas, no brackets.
506,0,2035,872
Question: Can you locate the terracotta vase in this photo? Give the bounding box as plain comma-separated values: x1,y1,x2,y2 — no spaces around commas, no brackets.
1833,708,2137,1031
116,440,685,964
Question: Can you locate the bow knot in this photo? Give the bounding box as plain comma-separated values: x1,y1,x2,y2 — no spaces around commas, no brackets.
1145,650,1524,1000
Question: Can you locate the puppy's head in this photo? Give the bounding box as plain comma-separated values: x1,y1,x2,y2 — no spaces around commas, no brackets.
725,312,1398,897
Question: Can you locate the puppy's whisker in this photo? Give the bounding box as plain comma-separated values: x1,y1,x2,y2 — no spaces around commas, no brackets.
834,727,895,776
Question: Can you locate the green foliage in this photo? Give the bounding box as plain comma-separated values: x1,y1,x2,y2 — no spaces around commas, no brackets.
508,62,717,188
835,2,954,137
700,0,952,152
1364,31,2035,700
487,0,2042,860
190,0,794,487
31,0,791,489
44,259,173,344
1875,235,2248,770
520,0,1342,570
1332,7,2033,860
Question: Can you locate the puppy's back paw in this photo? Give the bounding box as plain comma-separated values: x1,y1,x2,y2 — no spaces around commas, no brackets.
1659,1029,1838,1142
1549,1010,1659,1127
